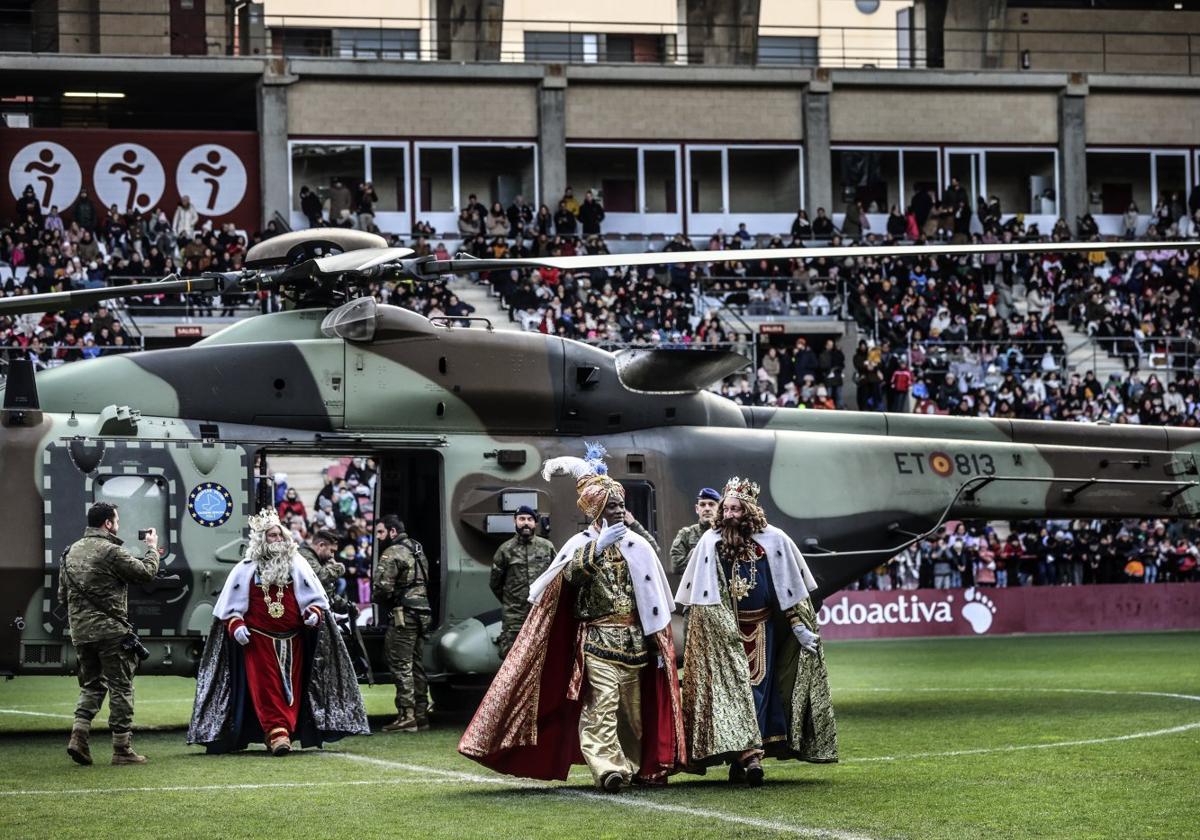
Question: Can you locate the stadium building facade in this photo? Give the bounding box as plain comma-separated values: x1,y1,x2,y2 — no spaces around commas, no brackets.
4,1,1200,241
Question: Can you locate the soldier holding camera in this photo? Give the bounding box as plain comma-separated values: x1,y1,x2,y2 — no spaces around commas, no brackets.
58,502,161,766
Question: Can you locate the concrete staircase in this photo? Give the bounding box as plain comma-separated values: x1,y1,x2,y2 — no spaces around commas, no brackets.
1063,327,1126,380
444,273,523,333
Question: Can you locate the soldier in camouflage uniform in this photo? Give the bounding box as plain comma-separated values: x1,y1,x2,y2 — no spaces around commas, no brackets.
58,502,160,766
298,529,346,606
623,511,660,557
489,505,556,658
373,514,431,732
669,487,720,574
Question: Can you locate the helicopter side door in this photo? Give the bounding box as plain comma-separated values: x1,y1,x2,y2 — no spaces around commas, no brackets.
40,438,251,675
374,450,444,628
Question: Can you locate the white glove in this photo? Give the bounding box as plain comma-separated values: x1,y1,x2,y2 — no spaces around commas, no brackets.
596,521,627,551
304,608,320,627
793,625,819,654
233,625,251,646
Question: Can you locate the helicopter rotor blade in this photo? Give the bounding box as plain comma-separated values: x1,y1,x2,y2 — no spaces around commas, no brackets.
311,247,416,275
416,239,1198,277
0,274,231,317
274,247,418,286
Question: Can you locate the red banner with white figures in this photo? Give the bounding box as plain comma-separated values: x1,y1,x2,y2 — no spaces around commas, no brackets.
4,129,260,230
816,584,1200,639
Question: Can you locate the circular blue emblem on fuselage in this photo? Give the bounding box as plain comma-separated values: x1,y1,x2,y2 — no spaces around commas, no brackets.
188,482,233,527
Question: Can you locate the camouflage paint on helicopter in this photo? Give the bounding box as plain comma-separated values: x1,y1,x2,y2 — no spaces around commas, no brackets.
2,229,1199,688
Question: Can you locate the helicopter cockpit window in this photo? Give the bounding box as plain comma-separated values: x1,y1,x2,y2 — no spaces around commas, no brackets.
321,297,378,342
93,475,169,554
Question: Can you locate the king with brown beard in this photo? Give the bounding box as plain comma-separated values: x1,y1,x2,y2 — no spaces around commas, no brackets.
675,477,838,785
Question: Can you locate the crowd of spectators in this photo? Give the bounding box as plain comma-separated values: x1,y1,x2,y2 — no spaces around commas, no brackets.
710,187,1200,430
273,458,379,604
297,180,609,244
0,185,205,367
8,178,1200,589
855,517,1200,591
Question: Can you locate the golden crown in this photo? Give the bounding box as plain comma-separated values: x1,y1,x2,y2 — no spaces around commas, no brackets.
248,508,282,534
723,476,761,504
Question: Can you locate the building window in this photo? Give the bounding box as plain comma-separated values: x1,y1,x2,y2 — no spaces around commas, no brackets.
604,34,669,64
334,28,419,60
566,146,679,220
644,150,678,213
986,151,1057,216
525,31,666,63
371,147,407,213
524,31,596,62
1086,150,1190,217
274,28,332,57
835,149,894,209
686,145,803,228
689,150,723,213
729,149,800,214
419,147,454,213
290,144,365,212
567,148,638,212
758,36,819,66
833,148,942,213
459,146,537,209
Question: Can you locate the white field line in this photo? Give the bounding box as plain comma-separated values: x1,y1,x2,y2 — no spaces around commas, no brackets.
0,749,878,840
849,687,1200,703
841,686,1200,763
329,752,877,840
1,698,196,709
0,778,462,797
850,721,1200,763
0,708,74,719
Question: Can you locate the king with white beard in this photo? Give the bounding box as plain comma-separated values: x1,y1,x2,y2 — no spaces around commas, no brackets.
206,509,330,755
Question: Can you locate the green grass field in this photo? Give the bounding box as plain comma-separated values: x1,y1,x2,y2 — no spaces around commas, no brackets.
2,632,1197,840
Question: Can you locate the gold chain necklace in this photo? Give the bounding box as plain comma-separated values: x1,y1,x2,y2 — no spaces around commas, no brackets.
260,581,286,618
603,548,634,614
725,543,758,602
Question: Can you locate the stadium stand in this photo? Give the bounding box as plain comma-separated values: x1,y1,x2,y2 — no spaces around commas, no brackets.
5,181,1200,594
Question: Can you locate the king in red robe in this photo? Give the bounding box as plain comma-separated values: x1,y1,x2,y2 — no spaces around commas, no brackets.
225,574,313,750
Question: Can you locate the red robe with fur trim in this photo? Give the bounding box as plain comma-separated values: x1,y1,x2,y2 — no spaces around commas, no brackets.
458,575,685,781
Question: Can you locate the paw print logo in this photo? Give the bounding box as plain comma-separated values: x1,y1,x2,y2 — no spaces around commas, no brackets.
960,587,997,634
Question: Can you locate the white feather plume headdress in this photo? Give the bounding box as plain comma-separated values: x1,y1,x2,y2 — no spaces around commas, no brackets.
541,440,613,483
541,456,595,483
542,442,623,520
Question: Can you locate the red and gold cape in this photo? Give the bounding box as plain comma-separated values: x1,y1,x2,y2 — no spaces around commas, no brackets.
458,575,685,781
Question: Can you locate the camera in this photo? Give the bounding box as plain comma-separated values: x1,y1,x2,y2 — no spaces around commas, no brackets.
120,632,151,662
138,529,152,541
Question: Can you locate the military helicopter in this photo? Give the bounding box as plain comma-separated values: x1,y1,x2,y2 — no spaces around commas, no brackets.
2,228,1198,706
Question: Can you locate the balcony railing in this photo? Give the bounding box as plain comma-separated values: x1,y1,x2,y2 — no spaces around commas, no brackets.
2,9,1198,74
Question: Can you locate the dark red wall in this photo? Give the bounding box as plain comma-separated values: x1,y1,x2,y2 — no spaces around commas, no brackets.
5,129,260,230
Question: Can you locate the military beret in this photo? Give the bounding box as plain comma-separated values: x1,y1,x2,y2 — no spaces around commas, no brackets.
697,487,721,502
515,505,538,517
